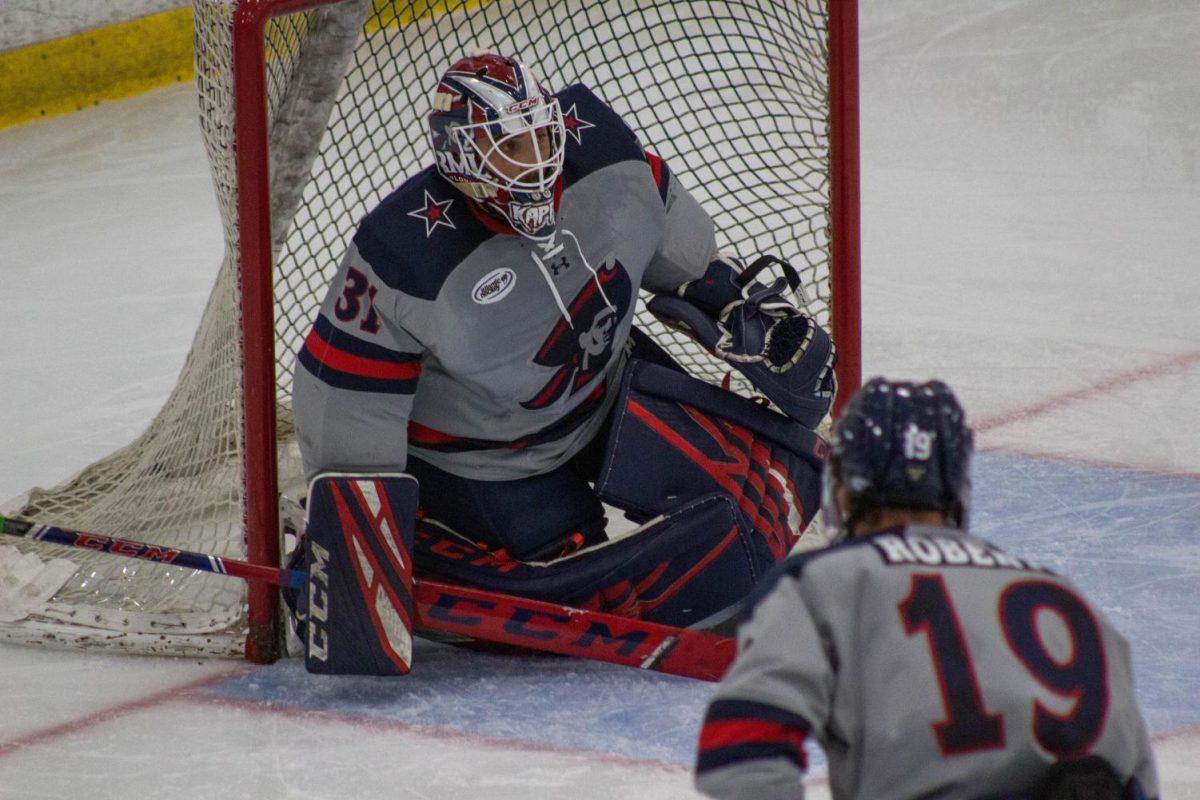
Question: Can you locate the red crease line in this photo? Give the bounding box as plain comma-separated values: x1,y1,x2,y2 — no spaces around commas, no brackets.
185,692,690,774
0,667,246,759
1154,724,1200,743
975,350,1200,434
980,444,1200,481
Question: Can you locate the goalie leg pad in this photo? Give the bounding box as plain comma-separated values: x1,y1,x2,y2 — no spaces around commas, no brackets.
596,360,825,560
303,473,418,675
414,492,764,628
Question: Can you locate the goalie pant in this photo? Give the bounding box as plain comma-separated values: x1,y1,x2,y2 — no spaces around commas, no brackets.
694,524,1160,800
411,360,826,629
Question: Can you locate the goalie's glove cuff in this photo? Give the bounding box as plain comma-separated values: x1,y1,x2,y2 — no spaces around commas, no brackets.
675,253,746,316
649,255,836,428
676,253,807,316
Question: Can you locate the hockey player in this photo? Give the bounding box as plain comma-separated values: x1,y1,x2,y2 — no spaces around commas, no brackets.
695,378,1159,800
287,54,836,673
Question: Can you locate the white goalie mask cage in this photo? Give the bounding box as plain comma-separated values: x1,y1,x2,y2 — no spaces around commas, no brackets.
429,54,566,218
440,85,566,199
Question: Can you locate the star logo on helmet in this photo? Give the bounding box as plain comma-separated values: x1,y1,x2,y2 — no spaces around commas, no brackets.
407,190,456,237
560,103,596,145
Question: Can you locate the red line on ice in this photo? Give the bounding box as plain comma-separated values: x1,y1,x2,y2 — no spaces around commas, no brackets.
185,692,691,773
1154,724,1200,743
981,444,1200,480
974,350,1200,435
0,667,686,774
3,666,1193,785
0,667,245,759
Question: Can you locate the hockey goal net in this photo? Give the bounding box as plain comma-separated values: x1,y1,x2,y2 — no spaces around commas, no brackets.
1,0,858,661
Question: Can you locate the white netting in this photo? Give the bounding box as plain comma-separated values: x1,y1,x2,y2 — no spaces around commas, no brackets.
0,0,837,656
273,0,834,403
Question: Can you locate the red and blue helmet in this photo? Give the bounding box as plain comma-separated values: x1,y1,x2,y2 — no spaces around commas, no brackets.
428,53,565,239
822,377,974,541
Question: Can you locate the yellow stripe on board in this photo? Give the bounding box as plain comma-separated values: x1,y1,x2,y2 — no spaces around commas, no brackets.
366,0,492,35
0,0,491,131
0,7,194,130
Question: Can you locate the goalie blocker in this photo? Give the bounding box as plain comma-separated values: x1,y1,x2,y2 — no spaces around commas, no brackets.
299,473,418,675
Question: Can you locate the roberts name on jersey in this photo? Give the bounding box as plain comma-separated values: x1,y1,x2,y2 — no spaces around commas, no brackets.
872,531,1049,573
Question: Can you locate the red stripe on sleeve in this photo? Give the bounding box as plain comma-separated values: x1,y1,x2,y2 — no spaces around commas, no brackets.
698,719,808,754
305,328,421,380
645,151,665,190
407,421,461,446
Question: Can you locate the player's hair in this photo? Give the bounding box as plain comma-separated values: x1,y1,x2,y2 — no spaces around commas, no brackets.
822,377,973,540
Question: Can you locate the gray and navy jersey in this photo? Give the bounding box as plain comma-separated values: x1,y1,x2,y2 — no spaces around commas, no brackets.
696,524,1159,800
293,84,716,481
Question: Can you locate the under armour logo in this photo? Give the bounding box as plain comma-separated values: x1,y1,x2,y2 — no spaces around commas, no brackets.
549,255,570,275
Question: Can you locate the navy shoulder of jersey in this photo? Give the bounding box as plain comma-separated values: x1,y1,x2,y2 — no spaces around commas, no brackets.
353,166,494,301
556,83,655,190
738,533,889,623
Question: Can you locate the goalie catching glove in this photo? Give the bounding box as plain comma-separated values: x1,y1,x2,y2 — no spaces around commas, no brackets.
647,255,836,429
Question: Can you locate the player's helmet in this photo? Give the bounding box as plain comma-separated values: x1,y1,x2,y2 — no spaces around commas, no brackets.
821,377,974,542
428,53,566,240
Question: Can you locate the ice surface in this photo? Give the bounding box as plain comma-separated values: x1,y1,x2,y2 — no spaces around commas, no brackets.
1,1,1198,797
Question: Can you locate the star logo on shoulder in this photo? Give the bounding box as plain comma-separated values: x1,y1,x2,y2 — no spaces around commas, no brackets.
561,103,596,145
408,190,456,237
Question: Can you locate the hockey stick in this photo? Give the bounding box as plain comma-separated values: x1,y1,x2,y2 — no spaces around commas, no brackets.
0,515,734,681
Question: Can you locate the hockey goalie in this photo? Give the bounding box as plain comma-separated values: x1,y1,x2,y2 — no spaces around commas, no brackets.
287,53,836,674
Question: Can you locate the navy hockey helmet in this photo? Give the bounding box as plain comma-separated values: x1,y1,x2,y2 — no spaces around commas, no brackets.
821,377,973,541
428,53,565,239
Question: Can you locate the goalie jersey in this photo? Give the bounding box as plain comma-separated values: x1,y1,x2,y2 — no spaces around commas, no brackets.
292,84,716,481
696,524,1159,800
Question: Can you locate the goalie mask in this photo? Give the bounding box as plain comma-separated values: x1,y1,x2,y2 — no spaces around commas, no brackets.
821,378,973,543
429,53,566,240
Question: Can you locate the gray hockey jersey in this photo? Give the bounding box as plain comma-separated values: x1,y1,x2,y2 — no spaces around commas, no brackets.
695,524,1159,800
293,84,716,481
